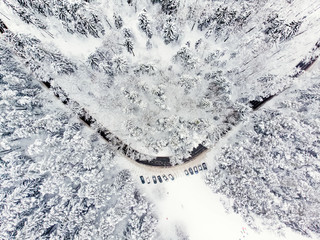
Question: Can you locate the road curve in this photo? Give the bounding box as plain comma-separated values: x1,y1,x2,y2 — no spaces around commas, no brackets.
42,80,209,167
1,21,319,168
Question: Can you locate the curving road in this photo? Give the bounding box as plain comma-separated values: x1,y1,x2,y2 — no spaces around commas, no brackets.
41,80,210,167
1,21,319,168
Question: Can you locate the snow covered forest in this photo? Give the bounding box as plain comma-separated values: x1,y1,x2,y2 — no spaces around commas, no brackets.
0,0,320,239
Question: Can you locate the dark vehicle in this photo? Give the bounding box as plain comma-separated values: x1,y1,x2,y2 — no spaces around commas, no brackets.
157,175,163,183
198,164,203,171
189,167,194,175
202,162,207,170
168,174,174,180
162,175,169,181
184,169,189,176
193,166,199,174
146,177,151,184
190,144,208,158
140,176,145,184
152,176,157,184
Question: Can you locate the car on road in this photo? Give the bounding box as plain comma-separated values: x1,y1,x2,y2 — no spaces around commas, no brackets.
146,177,151,184
162,175,169,181
198,164,203,171
189,167,194,175
202,162,207,170
184,169,189,176
193,166,199,174
140,176,145,184
152,176,157,184
168,174,174,180
157,175,163,183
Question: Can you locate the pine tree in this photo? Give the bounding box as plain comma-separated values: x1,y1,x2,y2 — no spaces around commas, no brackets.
161,0,179,15
56,6,71,22
87,53,101,70
0,19,8,34
173,47,197,69
138,9,153,38
123,28,133,38
124,38,134,56
112,56,128,74
114,14,123,29
163,18,178,44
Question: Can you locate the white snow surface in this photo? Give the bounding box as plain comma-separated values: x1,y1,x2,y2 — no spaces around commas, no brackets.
129,160,311,240
117,141,315,240
1,0,320,239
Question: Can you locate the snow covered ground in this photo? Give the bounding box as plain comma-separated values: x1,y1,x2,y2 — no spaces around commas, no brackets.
141,173,311,240
1,0,320,239
119,146,314,240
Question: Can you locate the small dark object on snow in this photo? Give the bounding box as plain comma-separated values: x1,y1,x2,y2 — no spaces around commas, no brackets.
146,177,151,184
168,174,174,180
193,166,199,174
152,175,157,184
140,176,145,184
0,19,8,34
249,95,275,110
202,163,207,170
296,56,319,71
198,165,203,171
184,169,189,175
157,175,163,183
162,175,169,181
189,167,194,175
